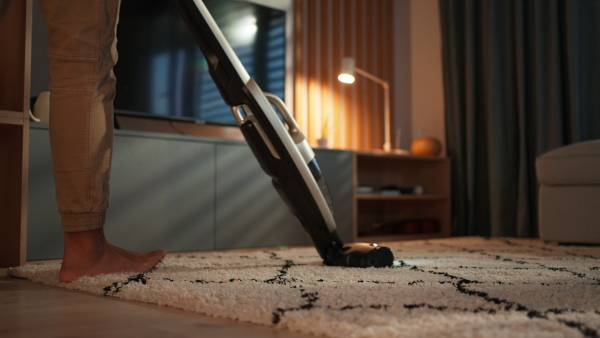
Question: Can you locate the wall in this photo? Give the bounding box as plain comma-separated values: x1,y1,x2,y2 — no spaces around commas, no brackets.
409,0,445,153
30,0,48,97
393,0,412,151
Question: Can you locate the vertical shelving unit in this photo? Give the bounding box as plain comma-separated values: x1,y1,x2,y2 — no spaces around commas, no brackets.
0,0,32,268
353,151,451,242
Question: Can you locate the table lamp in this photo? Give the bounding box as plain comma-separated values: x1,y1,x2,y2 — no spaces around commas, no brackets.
338,57,395,152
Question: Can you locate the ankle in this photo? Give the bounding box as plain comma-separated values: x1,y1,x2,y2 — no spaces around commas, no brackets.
63,228,107,261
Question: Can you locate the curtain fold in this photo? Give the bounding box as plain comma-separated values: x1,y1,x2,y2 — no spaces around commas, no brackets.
440,0,600,237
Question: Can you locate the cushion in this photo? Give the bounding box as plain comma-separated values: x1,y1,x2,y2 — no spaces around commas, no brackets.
536,139,600,185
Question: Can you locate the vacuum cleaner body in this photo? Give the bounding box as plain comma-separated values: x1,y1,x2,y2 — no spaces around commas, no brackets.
173,0,393,267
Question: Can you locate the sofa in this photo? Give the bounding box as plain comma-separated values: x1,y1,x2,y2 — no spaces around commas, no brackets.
536,139,600,244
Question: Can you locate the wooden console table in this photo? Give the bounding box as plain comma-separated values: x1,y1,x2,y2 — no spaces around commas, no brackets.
0,0,31,268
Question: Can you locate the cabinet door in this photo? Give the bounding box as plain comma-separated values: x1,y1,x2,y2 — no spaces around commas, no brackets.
106,132,216,253
313,148,354,242
214,145,355,249
27,127,61,260
27,127,217,259
215,143,310,249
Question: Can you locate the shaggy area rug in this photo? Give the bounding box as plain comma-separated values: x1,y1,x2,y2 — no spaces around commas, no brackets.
9,237,600,337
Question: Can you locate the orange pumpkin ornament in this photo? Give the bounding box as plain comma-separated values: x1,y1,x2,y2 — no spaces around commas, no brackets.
410,137,442,156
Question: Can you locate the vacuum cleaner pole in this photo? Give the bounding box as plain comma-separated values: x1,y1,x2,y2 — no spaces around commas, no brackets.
173,0,393,268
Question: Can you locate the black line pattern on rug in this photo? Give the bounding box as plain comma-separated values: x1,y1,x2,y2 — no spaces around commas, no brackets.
101,252,304,295
438,241,600,284
96,243,599,336
267,255,394,325
103,273,150,296
403,303,498,314
272,285,319,324
100,252,192,294
264,259,299,285
502,239,600,261
412,265,599,337
272,283,391,325
414,242,600,337
104,269,305,290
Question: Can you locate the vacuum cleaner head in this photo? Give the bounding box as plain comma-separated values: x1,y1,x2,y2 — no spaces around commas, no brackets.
329,243,394,268
173,0,394,268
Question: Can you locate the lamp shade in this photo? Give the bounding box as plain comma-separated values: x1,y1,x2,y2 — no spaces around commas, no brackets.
338,57,356,84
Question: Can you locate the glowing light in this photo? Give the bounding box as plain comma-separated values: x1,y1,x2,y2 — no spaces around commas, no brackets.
338,73,355,84
228,16,258,46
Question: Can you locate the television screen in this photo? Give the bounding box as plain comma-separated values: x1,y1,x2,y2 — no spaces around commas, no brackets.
114,0,287,126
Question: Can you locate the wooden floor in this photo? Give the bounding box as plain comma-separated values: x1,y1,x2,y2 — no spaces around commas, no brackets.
0,271,312,338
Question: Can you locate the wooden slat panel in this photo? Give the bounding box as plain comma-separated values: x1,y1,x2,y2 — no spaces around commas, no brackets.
308,0,317,140
331,0,344,148
294,0,394,150
293,0,308,133
320,0,331,142
344,0,358,149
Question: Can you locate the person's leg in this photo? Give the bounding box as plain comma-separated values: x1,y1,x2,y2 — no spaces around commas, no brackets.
39,0,165,282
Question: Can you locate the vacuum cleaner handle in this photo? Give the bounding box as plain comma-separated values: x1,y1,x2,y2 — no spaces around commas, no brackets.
172,0,394,267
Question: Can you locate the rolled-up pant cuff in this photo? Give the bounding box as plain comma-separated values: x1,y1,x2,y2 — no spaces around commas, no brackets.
61,212,106,233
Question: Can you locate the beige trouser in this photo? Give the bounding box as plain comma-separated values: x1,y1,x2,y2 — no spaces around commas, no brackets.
39,0,121,232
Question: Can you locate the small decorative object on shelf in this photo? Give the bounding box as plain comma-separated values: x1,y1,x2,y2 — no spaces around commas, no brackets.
356,186,374,194
411,137,442,156
316,137,330,148
317,112,331,148
380,185,424,195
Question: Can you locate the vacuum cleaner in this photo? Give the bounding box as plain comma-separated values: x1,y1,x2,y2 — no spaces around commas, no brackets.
173,0,394,268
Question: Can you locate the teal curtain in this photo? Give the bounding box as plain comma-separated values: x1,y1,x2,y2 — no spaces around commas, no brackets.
439,0,600,237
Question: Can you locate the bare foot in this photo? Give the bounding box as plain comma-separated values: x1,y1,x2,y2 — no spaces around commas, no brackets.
59,228,167,283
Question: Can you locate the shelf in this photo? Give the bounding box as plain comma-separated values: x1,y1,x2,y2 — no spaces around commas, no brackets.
352,151,451,242
354,150,446,161
0,110,27,125
356,232,448,243
356,193,447,201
